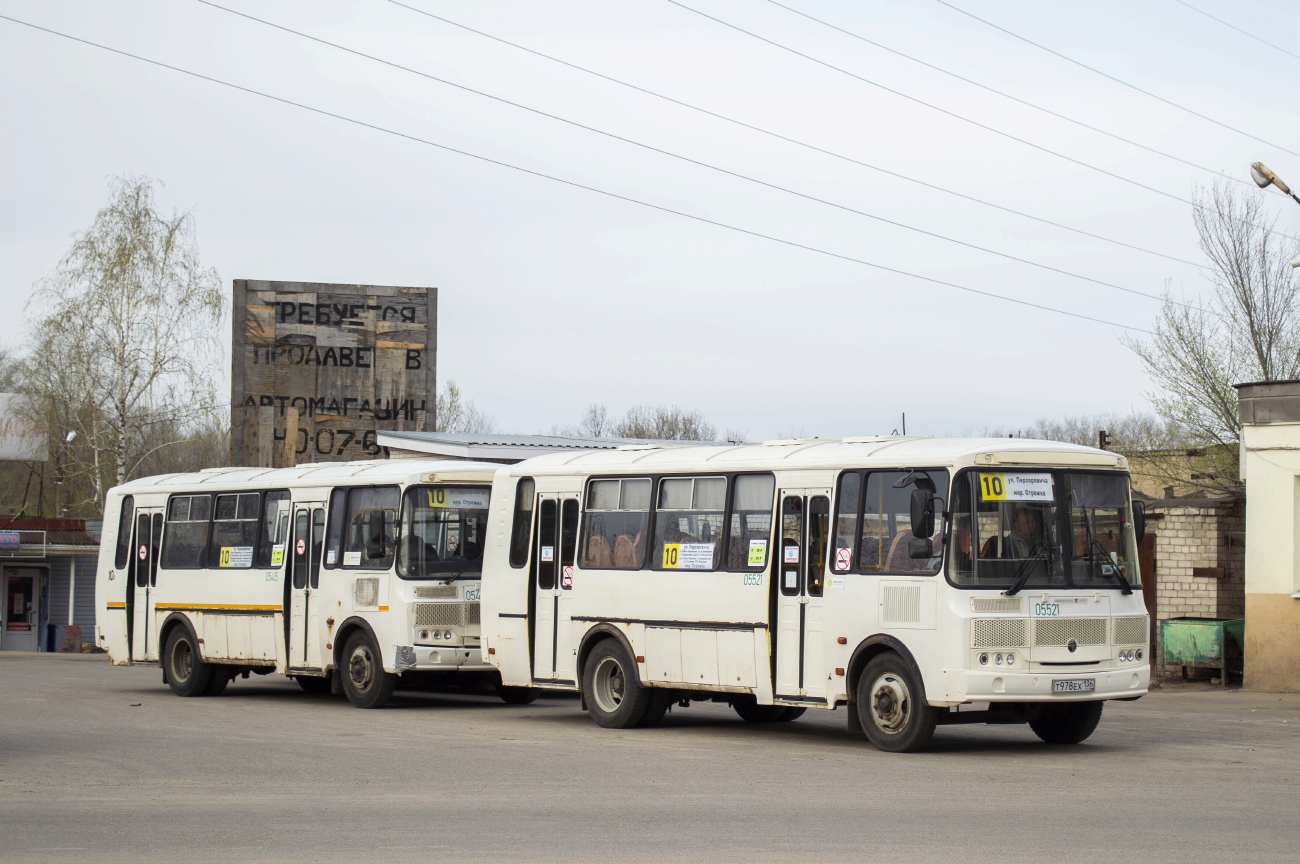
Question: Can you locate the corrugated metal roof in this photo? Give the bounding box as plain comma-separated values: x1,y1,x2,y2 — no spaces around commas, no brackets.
377,430,723,462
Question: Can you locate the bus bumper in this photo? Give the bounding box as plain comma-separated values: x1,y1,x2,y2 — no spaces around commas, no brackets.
393,644,495,672
939,665,1149,705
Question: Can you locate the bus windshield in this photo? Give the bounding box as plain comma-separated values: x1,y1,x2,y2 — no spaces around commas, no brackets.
949,470,1139,591
397,485,491,579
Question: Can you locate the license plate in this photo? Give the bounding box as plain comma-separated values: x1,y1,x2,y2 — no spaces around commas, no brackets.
1052,678,1096,693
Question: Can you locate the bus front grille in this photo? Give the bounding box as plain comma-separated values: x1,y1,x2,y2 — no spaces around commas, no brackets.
1112,615,1149,645
415,603,464,628
414,585,457,599
971,618,1028,649
1033,617,1107,647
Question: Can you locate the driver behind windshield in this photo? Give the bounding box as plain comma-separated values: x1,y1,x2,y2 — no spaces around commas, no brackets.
1006,506,1045,559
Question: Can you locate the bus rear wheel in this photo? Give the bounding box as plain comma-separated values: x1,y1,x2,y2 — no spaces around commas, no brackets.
497,685,540,705
340,631,396,709
582,640,655,729
1029,701,1104,744
295,675,332,694
732,697,802,723
164,627,213,697
204,665,232,696
857,653,938,753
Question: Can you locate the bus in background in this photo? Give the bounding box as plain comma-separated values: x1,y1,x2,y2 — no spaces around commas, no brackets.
95,459,535,708
480,438,1150,752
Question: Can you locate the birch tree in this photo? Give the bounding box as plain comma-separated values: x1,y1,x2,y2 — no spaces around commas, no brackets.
19,177,224,507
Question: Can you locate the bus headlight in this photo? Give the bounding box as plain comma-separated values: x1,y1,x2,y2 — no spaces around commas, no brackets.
444,630,453,641
995,653,1003,665
1005,653,1015,665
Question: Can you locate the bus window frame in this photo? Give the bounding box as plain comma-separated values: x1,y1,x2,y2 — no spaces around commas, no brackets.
831,468,951,578
944,466,1140,591
575,471,777,574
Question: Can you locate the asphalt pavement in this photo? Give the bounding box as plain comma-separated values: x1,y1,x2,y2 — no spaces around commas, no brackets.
1,652,1297,863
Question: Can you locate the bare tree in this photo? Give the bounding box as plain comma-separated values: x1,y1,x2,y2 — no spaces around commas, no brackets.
613,405,717,441
434,381,495,434
575,403,610,438
1124,181,1300,492
18,176,224,508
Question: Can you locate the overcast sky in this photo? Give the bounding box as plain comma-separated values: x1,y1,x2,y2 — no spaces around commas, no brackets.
3,0,1299,441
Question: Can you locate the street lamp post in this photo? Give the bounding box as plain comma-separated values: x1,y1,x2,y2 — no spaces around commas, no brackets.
1251,163,1300,268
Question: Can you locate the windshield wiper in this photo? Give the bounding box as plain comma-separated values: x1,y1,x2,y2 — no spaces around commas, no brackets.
1003,545,1051,597
1086,536,1133,595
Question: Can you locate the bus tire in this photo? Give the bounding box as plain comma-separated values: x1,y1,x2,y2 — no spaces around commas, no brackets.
295,675,332,694
857,653,937,753
497,685,540,705
1029,701,1104,744
340,631,396,709
732,696,790,723
163,627,213,697
582,639,652,729
777,707,806,722
636,689,673,728
204,665,231,696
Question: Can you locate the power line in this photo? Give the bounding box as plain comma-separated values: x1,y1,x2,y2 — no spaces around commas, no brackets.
667,0,1296,246
767,0,1254,188
663,0,1199,206
388,0,1207,271
0,11,1149,333
932,0,1300,159
195,0,1177,307
1174,0,1300,63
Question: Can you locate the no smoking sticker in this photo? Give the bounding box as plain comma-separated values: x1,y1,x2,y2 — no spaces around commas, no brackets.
835,547,851,570
138,544,147,561
296,538,306,556
561,565,574,588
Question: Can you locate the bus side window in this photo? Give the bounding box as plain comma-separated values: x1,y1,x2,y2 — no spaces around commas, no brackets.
832,473,861,572
324,487,348,568
114,495,135,570
581,478,651,570
725,474,774,571
652,476,726,571
160,494,212,570
508,478,535,568
256,490,292,568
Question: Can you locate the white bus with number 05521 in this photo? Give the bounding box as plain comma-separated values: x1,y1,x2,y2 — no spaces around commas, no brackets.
480,437,1151,752
95,459,539,708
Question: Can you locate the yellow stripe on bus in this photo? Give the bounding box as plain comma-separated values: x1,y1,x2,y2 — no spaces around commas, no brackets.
105,601,126,609
154,603,281,611
378,606,389,611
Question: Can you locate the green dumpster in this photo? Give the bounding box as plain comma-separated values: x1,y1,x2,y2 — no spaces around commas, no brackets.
1159,617,1245,686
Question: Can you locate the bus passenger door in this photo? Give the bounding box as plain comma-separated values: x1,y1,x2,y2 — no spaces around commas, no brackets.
287,504,326,671
530,496,579,683
127,509,163,662
773,490,831,701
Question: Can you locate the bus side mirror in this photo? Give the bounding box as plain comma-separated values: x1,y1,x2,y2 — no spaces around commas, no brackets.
910,489,935,538
1133,500,1146,544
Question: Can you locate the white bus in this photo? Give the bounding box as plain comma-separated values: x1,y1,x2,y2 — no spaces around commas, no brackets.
481,437,1150,751
95,459,536,708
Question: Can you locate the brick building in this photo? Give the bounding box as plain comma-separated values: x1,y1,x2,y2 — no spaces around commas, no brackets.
1142,496,1245,670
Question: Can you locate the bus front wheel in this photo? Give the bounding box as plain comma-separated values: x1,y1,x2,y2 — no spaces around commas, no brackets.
857,653,938,753
340,631,396,709
164,627,213,697
582,640,656,729
1029,701,1104,744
